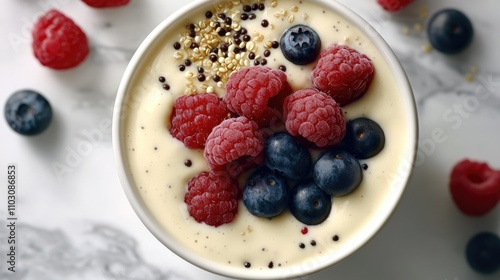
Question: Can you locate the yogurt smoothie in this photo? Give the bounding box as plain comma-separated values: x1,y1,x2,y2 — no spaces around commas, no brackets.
120,0,411,274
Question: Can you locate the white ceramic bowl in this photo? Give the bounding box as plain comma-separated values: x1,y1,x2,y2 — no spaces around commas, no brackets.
113,0,418,279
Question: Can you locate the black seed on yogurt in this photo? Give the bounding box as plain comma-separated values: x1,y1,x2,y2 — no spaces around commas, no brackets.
225,17,232,25
333,235,340,242
261,59,268,65
261,19,269,27
179,65,186,71
248,52,256,60
248,13,256,20
299,243,305,249
240,13,249,20
254,60,260,66
279,65,287,72
209,54,218,62
240,28,248,34
268,262,274,269
173,42,181,49
243,34,251,42
159,76,166,83
197,73,206,82
362,163,369,170
185,159,192,167
218,13,226,19
163,84,170,90
264,50,271,57
251,3,258,10
189,30,196,38
244,261,251,268
271,40,279,49
190,42,198,49
243,5,251,12
205,11,213,18
213,75,221,82
310,240,317,246
258,3,265,10
185,59,192,66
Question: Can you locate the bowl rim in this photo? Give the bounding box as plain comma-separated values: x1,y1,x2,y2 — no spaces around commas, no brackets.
112,0,419,279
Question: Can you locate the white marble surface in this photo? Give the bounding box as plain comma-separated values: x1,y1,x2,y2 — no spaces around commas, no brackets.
1,0,499,279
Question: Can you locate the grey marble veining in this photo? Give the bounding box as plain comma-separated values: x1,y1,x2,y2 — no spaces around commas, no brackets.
1,0,499,280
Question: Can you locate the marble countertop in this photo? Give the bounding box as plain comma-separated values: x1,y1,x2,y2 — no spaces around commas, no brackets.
1,0,499,279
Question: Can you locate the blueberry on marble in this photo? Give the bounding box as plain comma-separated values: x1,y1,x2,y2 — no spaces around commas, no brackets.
466,232,500,274
243,166,289,218
4,89,52,136
265,132,311,181
313,149,362,197
427,9,474,54
343,117,385,159
289,179,331,225
280,24,321,65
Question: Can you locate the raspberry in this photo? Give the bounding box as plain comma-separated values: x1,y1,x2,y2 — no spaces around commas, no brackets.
32,10,89,70
283,88,345,148
204,117,265,172
377,0,414,13
224,66,290,126
311,44,374,106
184,171,239,227
449,159,500,216
82,0,130,8
170,93,229,149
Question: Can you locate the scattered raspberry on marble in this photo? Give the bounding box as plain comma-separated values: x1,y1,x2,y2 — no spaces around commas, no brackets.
184,171,239,227
32,9,89,70
170,93,229,149
283,88,345,148
311,44,374,106
81,0,130,8
224,66,291,126
449,159,500,216
204,116,264,172
376,0,414,13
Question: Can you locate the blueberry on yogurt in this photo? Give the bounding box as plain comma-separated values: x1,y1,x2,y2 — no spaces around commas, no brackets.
289,179,331,225
313,149,362,197
280,24,321,65
243,166,289,218
264,132,311,181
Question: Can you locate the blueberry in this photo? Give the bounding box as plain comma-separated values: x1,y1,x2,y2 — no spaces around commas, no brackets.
289,179,331,225
265,132,312,181
343,117,385,159
243,166,289,218
466,232,500,274
427,9,474,54
313,149,362,197
4,89,52,136
280,24,321,65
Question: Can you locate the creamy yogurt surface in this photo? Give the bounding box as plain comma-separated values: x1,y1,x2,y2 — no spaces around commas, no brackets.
120,0,411,274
